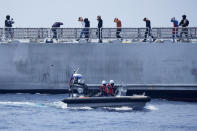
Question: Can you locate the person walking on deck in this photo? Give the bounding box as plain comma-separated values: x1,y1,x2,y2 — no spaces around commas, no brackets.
97,15,103,43
114,18,122,39
84,18,90,41
77,17,86,41
52,22,63,40
5,15,15,39
171,17,179,42
179,15,189,41
142,18,156,42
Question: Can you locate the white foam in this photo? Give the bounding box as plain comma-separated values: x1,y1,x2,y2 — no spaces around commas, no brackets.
68,106,93,110
0,101,69,109
0,101,37,107
104,106,133,111
49,101,68,109
145,105,158,111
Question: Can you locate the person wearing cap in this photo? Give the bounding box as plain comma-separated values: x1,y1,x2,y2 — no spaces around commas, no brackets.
99,80,107,96
107,80,115,96
171,17,179,42
179,15,189,41
77,17,86,41
5,15,15,39
114,18,122,39
97,16,103,43
51,22,63,40
142,18,156,42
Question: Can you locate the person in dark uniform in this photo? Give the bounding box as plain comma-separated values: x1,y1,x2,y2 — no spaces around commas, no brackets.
52,22,63,40
84,18,90,41
143,18,156,42
179,15,189,41
97,16,103,43
5,15,15,39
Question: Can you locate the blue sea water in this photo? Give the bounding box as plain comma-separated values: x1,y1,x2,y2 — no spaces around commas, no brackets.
0,94,197,131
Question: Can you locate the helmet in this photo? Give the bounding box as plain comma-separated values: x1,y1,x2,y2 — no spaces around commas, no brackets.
73,73,82,79
143,17,147,21
109,80,114,84
6,15,10,20
102,80,107,85
182,15,186,19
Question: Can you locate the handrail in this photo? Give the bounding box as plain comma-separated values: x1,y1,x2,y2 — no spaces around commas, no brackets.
0,27,197,42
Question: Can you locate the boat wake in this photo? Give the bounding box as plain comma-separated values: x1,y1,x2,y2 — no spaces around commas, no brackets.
0,101,45,107
47,101,93,110
0,101,69,110
145,105,158,111
0,101,158,112
47,101,68,109
103,106,133,111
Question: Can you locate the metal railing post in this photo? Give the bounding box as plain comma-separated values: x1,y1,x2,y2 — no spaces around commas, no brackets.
75,28,77,40
137,28,140,39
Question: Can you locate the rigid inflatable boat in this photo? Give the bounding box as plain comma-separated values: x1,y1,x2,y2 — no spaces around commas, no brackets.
62,71,151,109
62,95,151,109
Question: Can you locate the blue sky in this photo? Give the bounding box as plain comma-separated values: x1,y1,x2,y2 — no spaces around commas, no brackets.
0,0,196,28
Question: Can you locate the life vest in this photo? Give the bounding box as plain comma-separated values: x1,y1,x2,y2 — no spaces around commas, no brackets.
99,85,107,94
104,86,108,94
107,84,114,95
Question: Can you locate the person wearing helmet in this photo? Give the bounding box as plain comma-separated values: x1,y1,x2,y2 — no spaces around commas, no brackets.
99,80,107,96
142,18,156,42
179,15,189,41
5,15,15,39
51,22,63,40
171,17,179,42
107,80,115,96
97,15,103,43
114,18,122,39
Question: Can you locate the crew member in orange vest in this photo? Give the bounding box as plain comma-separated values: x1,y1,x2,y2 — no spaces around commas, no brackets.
99,80,107,96
107,80,115,96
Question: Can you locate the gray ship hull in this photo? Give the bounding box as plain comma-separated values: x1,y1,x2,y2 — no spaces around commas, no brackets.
0,42,197,90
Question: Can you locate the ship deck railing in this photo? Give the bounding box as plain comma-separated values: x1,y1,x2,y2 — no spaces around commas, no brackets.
0,27,197,43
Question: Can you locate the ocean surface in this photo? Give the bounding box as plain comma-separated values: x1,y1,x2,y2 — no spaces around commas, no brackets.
0,94,197,131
